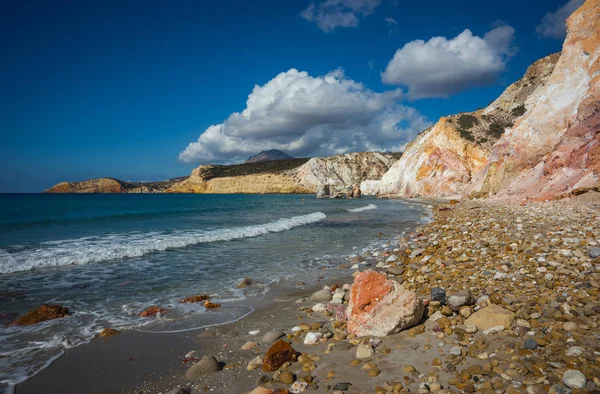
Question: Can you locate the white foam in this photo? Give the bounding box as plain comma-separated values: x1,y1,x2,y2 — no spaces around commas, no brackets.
0,212,326,274
347,203,378,212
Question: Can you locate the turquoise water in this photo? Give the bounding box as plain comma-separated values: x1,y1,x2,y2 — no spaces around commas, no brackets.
0,194,429,392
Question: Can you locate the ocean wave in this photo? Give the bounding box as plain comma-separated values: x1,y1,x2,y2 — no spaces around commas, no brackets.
347,204,378,212
0,212,326,274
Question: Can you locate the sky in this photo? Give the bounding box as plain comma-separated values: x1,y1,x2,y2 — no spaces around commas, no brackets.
0,0,582,192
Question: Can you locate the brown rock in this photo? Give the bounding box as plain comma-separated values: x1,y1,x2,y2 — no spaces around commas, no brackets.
99,328,120,337
347,270,424,337
139,306,167,317
262,340,297,372
180,294,210,303
11,304,70,326
204,301,221,309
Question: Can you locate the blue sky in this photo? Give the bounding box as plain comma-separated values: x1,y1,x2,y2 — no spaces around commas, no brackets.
0,0,578,192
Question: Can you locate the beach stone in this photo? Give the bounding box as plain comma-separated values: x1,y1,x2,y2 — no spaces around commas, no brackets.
261,330,284,343
279,370,295,384
447,290,473,312
562,369,586,389
248,387,272,394
589,247,600,258
304,332,323,345
99,328,120,337
327,303,347,321
11,304,70,326
333,382,352,391
356,340,374,359
465,304,515,331
310,289,332,302
450,346,462,356
247,356,263,371
290,381,309,393
185,355,222,379
179,294,210,303
312,303,327,313
524,338,538,350
346,270,424,337
263,340,297,372
549,384,572,394
242,341,258,350
139,305,167,317
431,287,446,303
235,278,253,288
562,322,577,331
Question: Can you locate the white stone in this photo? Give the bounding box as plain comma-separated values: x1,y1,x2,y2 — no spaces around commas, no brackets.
562,369,586,389
483,325,505,335
312,303,327,313
249,330,260,335
304,331,323,345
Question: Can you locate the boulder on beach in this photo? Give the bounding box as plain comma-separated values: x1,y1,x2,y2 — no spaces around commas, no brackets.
235,278,253,288
347,270,424,337
204,301,221,309
309,288,332,302
262,339,297,372
99,328,120,337
185,355,222,379
11,304,70,326
139,306,167,317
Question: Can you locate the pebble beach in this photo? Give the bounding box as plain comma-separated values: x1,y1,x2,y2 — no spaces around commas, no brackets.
15,195,600,394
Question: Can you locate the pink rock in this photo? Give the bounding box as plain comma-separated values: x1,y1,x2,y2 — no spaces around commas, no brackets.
327,303,347,321
241,341,258,350
347,270,424,337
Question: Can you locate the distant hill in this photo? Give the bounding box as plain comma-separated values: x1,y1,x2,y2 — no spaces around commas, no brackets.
245,149,294,163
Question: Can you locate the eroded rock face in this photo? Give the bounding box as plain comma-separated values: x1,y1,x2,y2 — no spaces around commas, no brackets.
346,270,424,337
11,304,70,326
45,178,126,193
472,0,600,200
378,53,560,198
294,152,401,194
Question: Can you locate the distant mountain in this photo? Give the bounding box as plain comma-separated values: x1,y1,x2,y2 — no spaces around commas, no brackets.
245,149,294,163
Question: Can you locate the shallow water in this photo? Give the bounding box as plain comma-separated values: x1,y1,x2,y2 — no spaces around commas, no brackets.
0,194,429,393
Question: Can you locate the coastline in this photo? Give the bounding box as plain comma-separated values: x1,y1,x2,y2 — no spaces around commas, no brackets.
15,195,600,393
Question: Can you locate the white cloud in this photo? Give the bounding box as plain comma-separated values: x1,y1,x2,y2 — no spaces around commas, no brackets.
385,17,398,35
179,69,430,163
381,25,516,98
536,0,584,40
301,0,381,32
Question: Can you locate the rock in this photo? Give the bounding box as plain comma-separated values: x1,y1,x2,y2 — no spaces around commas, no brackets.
204,301,221,309
11,304,70,326
524,338,538,349
289,381,309,393
589,247,600,259
447,290,473,312
465,304,515,331
261,330,284,343
316,184,331,199
312,303,327,313
99,328,120,337
279,370,295,384
247,356,263,371
549,384,572,394
262,340,297,372
304,332,323,345
139,305,167,317
483,325,505,335
562,370,586,389
249,330,260,335
356,340,374,359
385,267,405,276
327,303,347,321
248,387,272,394
562,322,577,331
333,382,352,391
235,278,253,288
430,287,446,303
179,294,210,303
449,346,462,356
347,270,424,337
242,341,258,350
185,356,222,379
309,289,332,302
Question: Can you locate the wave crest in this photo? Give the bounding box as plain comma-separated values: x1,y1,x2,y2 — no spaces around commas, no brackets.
0,212,326,274
347,204,378,212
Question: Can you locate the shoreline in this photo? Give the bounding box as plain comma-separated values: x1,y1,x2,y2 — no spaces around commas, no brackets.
15,196,600,393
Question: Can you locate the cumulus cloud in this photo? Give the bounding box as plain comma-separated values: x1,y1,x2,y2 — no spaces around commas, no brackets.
385,17,398,35
381,25,516,98
179,69,430,164
536,0,583,40
301,0,381,32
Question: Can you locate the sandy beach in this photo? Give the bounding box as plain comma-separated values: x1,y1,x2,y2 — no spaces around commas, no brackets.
14,195,600,394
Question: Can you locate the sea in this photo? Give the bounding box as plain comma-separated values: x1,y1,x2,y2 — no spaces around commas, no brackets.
0,194,430,393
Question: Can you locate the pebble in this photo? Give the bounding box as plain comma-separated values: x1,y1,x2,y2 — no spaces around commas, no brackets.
184,356,221,379
356,341,374,359
249,330,260,335
562,369,586,389
309,289,332,302
449,346,462,356
304,332,323,345
523,338,538,350
260,330,284,343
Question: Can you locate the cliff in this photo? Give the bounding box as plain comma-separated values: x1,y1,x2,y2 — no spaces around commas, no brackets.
378,53,560,198
168,152,400,194
44,177,187,194
245,149,294,163
470,0,600,200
